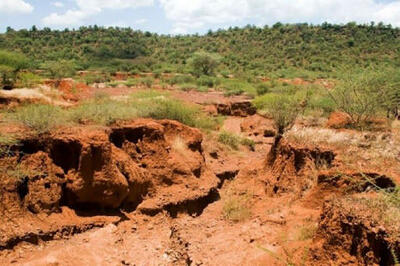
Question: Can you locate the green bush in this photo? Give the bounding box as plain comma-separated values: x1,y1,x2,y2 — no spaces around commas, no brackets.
17,72,41,88
218,131,240,150
167,75,195,85
240,138,255,150
256,83,270,95
328,69,388,128
0,50,29,89
141,76,154,88
196,75,216,87
43,60,76,81
255,93,302,134
189,51,220,76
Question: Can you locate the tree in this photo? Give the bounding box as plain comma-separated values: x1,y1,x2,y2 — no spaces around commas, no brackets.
328,68,396,128
260,94,305,165
43,60,76,87
189,52,220,76
0,50,29,89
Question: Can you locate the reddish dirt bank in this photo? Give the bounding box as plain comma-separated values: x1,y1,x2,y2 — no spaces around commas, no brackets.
0,119,219,250
1,113,399,264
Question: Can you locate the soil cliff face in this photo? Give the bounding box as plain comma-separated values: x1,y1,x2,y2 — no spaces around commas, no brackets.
0,119,219,221
262,139,336,196
310,198,400,266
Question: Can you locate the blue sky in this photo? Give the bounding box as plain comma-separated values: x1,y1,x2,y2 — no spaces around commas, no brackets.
1,0,400,34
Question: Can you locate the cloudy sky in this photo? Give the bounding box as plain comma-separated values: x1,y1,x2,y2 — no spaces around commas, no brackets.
1,0,400,34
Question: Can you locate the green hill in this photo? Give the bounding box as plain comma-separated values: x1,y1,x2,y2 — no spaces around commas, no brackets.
1,23,400,78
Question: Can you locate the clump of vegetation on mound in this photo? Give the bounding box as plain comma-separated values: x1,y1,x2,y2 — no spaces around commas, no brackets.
4,91,222,132
218,131,256,151
0,50,30,89
7,104,67,133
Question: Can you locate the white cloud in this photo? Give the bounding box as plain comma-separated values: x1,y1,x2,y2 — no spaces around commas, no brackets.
0,0,34,14
135,18,148,25
42,10,88,26
42,0,154,26
159,0,400,33
52,2,65,8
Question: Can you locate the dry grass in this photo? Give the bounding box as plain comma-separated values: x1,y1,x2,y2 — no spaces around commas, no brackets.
172,136,188,155
0,133,19,156
5,90,222,132
222,184,252,222
285,126,400,162
297,223,318,241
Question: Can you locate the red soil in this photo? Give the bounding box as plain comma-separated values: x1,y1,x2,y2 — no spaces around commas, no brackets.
0,83,399,265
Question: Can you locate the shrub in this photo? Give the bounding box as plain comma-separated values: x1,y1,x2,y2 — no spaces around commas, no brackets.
167,75,195,85
69,98,137,126
189,51,220,76
141,76,154,88
124,78,140,87
196,75,216,87
240,138,255,151
43,60,76,87
256,83,270,95
259,94,302,135
218,131,240,150
0,50,29,89
220,79,256,96
8,104,66,133
17,72,41,88
328,69,394,129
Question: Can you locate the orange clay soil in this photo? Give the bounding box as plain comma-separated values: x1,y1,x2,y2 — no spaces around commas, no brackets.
0,89,399,265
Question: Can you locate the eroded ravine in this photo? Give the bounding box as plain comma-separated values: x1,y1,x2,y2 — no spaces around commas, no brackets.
1,104,399,265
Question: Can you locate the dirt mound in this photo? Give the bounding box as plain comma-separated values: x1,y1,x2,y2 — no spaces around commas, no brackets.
310,197,400,265
0,87,70,108
326,111,352,129
0,119,219,248
240,114,276,138
215,101,256,117
262,139,336,196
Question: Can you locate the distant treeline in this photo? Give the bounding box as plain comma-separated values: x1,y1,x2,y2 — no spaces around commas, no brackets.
1,22,399,78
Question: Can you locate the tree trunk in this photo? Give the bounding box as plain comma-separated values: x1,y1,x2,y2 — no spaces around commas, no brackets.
266,133,282,166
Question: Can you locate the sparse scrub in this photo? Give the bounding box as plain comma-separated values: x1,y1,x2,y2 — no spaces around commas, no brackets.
222,187,251,222
218,131,240,150
285,126,400,162
256,82,270,95
240,138,255,151
69,98,137,126
0,133,19,156
167,75,195,85
178,83,198,91
7,104,67,133
328,69,394,129
17,72,41,88
196,75,217,88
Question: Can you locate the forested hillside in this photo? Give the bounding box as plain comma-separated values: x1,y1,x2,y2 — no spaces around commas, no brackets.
1,23,400,78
